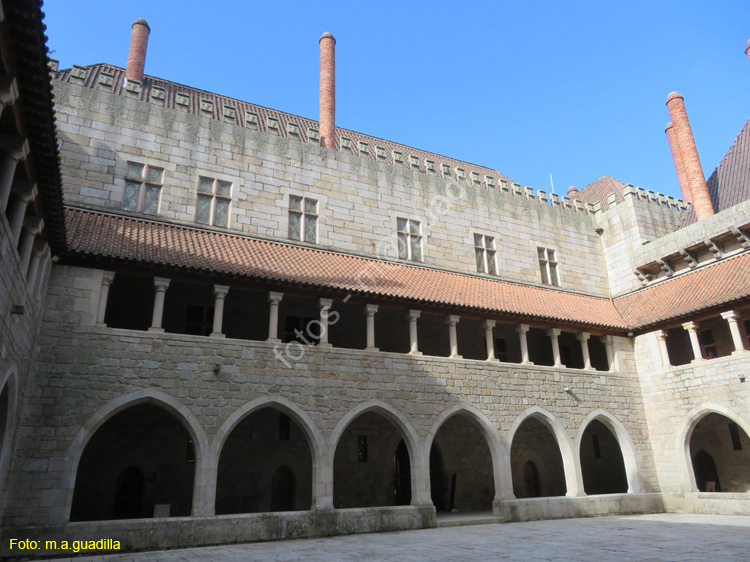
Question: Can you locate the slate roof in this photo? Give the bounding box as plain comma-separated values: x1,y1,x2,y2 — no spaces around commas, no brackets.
569,175,625,211
55,63,514,189
678,117,750,229
64,207,629,330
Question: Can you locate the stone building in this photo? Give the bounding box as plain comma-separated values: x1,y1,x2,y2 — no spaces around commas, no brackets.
0,1,749,555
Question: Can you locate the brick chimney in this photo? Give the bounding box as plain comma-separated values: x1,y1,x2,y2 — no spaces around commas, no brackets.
666,92,714,220
746,39,750,65
125,19,150,83
319,32,336,150
567,185,578,196
665,122,691,203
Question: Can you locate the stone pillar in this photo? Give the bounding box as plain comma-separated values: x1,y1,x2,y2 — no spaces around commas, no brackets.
267,291,283,343
149,277,170,332
7,181,36,246
483,319,498,361
364,304,378,351
32,245,51,300
655,330,671,368
18,216,43,277
25,240,47,290
600,335,615,372
721,310,747,354
0,75,18,119
576,332,593,370
446,315,461,358
96,271,116,326
0,134,29,212
210,285,229,338
547,328,563,367
318,298,333,348
407,309,421,355
516,324,532,364
682,321,703,362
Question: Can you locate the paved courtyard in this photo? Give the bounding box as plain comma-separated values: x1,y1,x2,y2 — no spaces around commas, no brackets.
38,514,750,561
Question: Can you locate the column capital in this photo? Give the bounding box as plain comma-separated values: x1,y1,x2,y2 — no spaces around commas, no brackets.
0,133,29,161
101,271,115,286
153,277,171,291
446,314,460,326
364,303,379,315
720,310,740,322
682,321,699,332
655,329,668,341
23,215,43,235
546,328,561,338
575,331,590,342
0,75,19,106
267,291,284,304
318,297,333,309
483,319,496,330
599,334,614,344
515,323,530,334
213,284,230,298
11,180,36,203
406,309,421,321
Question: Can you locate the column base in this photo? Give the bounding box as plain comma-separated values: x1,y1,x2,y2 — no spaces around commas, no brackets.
521,360,534,365
210,332,226,339
96,322,107,328
450,354,463,359
690,358,704,364
147,327,164,333
486,358,500,363
267,337,281,344
365,346,380,352
317,343,332,349
732,349,749,356
409,350,423,356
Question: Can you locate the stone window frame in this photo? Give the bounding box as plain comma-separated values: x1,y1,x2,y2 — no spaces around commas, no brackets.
123,161,164,216
288,194,319,244
536,245,560,286
195,176,232,228
396,217,423,262
473,232,497,275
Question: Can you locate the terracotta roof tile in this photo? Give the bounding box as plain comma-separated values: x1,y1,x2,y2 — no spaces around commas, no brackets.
64,207,628,330
614,252,750,328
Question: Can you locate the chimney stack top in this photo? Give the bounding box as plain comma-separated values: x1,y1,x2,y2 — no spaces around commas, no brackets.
666,92,683,104
320,32,335,43
133,18,150,30
567,185,578,196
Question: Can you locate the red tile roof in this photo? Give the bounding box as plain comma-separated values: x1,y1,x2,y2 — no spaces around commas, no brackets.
569,175,625,211
614,252,750,328
65,207,628,330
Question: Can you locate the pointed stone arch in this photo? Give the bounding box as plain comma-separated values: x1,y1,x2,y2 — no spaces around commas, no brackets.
59,389,208,523
425,403,513,501
576,409,641,494
508,406,582,496
0,365,18,496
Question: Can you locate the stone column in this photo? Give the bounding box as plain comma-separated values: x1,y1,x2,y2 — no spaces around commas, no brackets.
721,310,747,354
0,76,18,119
576,332,593,370
25,240,47,292
210,285,229,338
267,291,283,343
682,321,703,362
547,328,563,367
0,134,29,212
318,298,333,348
483,319,498,361
7,181,36,246
96,271,116,326
18,216,43,277
655,330,671,368
149,277,170,332
364,304,378,351
407,310,421,355
32,246,51,300
600,335,615,372
516,324,532,364
446,315,461,358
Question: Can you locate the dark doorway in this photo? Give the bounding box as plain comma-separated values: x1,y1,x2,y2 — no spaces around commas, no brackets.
523,460,540,498
270,465,296,511
394,440,411,506
692,450,721,492
580,420,628,494
112,465,145,519
430,444,447,511
510,417,566,498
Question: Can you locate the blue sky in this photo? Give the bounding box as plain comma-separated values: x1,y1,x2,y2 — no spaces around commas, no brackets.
44,1,750,201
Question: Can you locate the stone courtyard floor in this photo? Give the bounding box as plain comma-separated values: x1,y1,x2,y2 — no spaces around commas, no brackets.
38,513,750,561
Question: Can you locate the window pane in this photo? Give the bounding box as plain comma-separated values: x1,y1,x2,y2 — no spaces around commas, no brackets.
474,234,483,248
146,166,163,183
198,177,213,194
288,212,301,240
216,181,232,197
290,195,302,211
540,263,549,285
144,185,160,215
410,235,422,261
214,198,230,228
398,232,408,259
304,198,317,215
409,220,420,235
537,247,546,260
123,182,140,211
548,249,556,262
196,195,211,224
487,250,497,274
476,248,485,272
486,236,495,250
304,214,317,243
549,263,559,285
127,162,144,179
397,218,407,233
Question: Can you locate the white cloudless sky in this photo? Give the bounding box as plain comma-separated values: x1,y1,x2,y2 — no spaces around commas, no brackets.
44,0,750,201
